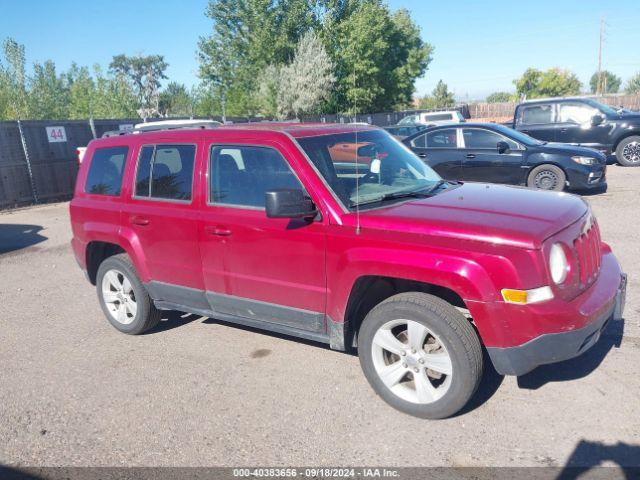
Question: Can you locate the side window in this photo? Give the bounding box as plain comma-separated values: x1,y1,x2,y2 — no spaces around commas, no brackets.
462,129,519,150
558,103,597,124
85,146,129,196
520,104,554,125
210,146,303,208
135,144,195,201
425,129,458,148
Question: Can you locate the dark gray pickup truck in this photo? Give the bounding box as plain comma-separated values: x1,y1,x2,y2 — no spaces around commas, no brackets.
513,97,640,166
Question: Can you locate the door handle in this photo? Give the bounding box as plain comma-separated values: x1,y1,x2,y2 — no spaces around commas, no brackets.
560,128,568,133
520,130,529,134
205,225,232,236
130,215,150,226
465,154,476,159
417,153,427,158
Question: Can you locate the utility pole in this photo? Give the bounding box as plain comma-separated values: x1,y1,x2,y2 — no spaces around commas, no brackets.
597,16,605,95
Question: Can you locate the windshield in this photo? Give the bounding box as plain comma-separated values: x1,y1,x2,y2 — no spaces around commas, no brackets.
398,115,418,125
297,130,443,210
582,98,619,116
491,124,545,146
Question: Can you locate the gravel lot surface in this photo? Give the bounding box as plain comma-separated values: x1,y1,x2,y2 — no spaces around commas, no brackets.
1,165,638,469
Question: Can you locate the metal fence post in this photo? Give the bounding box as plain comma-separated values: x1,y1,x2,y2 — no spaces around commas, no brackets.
89,117,97,139
17,120,39,204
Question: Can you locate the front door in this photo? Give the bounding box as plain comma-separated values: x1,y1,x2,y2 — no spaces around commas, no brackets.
555,101,610,148
198,141,327,334
459,128,524,184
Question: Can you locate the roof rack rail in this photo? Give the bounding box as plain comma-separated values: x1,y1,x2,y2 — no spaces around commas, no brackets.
134,119,222,132
100,119,222,138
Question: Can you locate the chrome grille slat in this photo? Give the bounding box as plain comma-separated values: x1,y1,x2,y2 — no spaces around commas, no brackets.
573,220,602,288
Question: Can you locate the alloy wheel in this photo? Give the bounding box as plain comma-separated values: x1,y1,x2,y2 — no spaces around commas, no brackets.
622,141,640,164
101,269,137,325
371,319,453,404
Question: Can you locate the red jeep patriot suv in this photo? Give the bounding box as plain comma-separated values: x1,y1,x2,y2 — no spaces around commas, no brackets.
70,122,626,419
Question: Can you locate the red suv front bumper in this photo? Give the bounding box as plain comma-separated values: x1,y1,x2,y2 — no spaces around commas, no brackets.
478,251,626,376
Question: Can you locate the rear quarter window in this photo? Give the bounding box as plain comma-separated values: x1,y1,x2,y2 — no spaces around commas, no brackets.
84,146,129,196
519,104,554,125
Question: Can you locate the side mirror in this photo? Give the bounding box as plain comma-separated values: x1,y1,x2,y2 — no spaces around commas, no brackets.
591,114,604,126
265,189,317,219
497,141,510,154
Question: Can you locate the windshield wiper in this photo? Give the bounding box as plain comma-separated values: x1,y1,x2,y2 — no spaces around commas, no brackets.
352,180,450,207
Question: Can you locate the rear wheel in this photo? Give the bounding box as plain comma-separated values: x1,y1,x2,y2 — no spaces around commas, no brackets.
96,254,160,335
358,293,483,419
527,164,566,191
615,136,640,166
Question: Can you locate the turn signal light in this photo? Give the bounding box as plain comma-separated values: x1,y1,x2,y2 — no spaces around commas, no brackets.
501,286,553,305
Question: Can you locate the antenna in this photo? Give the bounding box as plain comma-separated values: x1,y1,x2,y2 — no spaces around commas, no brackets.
353,61,361,235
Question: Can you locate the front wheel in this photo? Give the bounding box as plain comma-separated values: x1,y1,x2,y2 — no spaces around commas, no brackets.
358,293,483,419
615,136,640,166
527,164,566,191
96,254,161,335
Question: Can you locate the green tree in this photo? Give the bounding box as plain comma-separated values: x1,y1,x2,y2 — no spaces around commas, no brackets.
432,80,454,107
159,82,193,117
191,82,223,118
329,1,432,113
198,0,320,116
199,0,432,115
0,38,29,119
265,30,335,118
418,80,455,110
28,60,69,119
514,68,581,99
67,64,96,119
625,72,640,94
486,91,513,103
92,65,138,119
590,70,621,94
109,54,168,116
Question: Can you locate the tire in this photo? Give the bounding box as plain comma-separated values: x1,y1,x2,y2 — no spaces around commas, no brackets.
527,164,566,191
96,253,161,335
615,136,640,167
358,293,483,419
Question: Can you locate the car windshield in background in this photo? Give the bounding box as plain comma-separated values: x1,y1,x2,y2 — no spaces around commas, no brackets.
583,98,620,116
492,124,545,146
297,130,443,210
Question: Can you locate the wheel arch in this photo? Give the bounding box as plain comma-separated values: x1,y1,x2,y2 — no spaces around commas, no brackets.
612,131,640,152
341,275,475,350
83,225,150,285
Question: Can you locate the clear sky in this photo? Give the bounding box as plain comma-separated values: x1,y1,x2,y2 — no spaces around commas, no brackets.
1,0,639,101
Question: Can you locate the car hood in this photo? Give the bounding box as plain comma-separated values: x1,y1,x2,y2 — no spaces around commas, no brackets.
615,112,640,121
359,183,588,249
540,142,607,161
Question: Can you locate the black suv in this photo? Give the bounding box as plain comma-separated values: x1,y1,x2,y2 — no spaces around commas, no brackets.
513,97,640,166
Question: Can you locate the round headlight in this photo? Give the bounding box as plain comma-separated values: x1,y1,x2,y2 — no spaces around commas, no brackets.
549,243,569,284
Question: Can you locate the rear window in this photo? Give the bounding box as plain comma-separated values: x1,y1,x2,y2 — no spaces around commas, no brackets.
85,146,129,196
135,144,196,201
423,113,453,122
412,128,458,148
519,104,554,125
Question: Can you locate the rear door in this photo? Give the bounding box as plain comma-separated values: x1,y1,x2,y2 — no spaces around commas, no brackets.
515,103,557,142
122,140,205,301
408,128,463,180
459,127,524,184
